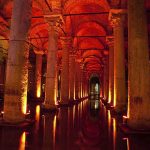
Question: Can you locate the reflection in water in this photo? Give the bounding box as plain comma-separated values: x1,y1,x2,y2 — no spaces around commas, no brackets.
123,138,130,150
73,105,75,128
127,138,130,150
108,110,111,137
35,105,40,130
113,118,117,150
53,115,57,149
19,132,26,150
1,101,150,150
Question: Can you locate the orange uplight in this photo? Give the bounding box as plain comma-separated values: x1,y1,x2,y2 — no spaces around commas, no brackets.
73,106,75,126
108,110,111,135
22,94,27,115
35,105,40,130
53,115,57,147
54,88,57,105
19,132,26,150
113,90,116,107
127,96,130,118
113,118,116,150
108,91,111,103
36,84,41,98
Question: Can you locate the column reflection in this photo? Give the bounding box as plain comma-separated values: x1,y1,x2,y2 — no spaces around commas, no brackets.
113,118,117,150
35,105,40,131
41,113,56,150
19,132,26,150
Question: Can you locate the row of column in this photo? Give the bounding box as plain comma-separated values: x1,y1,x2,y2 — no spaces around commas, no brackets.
33,19,88,107
103,0,150,129
104,9,126,113
3,4,88,122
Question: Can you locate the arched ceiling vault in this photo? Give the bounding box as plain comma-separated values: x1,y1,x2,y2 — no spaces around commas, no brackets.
0,0,150,77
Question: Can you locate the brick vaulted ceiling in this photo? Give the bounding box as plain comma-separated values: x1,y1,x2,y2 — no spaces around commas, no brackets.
0,0,150,77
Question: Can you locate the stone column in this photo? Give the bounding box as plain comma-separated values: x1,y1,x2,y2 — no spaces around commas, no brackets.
35,53,42,98
100,74,104,98
60,37,71,105
3,0,32,122
69,50,75,101
127,0,150,129
106,36,114,105
75,61,79,100
80,64,84,99
103,56,109,102
43,16,60,110
109,9,126,112
77,64,81,99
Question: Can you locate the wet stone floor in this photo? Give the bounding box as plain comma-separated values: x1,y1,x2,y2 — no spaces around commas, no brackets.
0,99,150,150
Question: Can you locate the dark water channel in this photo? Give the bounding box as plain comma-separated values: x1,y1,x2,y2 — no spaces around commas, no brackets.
0,98,150,150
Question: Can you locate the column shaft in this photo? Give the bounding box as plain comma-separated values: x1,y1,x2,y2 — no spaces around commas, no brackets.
104,57,109,101
127,0,150,129
69,54,75,101
112,13,126,111
44,23,58,109
35,54,42,98
75,61,79,99
3,0,32,122
60,37,71,104
107,38,114,105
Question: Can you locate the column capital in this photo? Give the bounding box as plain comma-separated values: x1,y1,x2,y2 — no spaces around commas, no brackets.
44,14,64,31
109,9,127,27
79,62,84,69
34,49,45,55
60,36,72,47
106,36,114,46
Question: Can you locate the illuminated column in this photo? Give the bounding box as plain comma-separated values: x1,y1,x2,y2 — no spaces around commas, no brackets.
43,16,60,110
103,56,109,101
60,37,71,104
35,53,42,98
69,49,75,101
75,61,79,100
78,64,81,99
106,36,114,105
100,75,104,98
110,10,126,112
81,66,84,98
82,70,85,97
127,0,150,129
3,0,32,122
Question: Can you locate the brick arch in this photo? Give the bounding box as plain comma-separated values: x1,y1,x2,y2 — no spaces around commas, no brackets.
75,21,107,36
77,37,104,49
73,21,106,48
63,0,110,13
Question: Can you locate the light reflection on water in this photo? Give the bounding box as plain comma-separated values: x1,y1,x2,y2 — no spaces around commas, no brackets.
108,110,111,137
113,118,117,150
1,98,150,150
35,105,40,130
53,115,57,149
19,132,26,150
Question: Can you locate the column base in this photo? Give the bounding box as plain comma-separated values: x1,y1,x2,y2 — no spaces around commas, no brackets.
114,104,127,114
69,99,75,105
41,104,58,113
105,103,114,109
101,98,108,106
120,122,150,134
29,97,44,103
126,118,150,131
58,101,70,107
0,119,35,128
